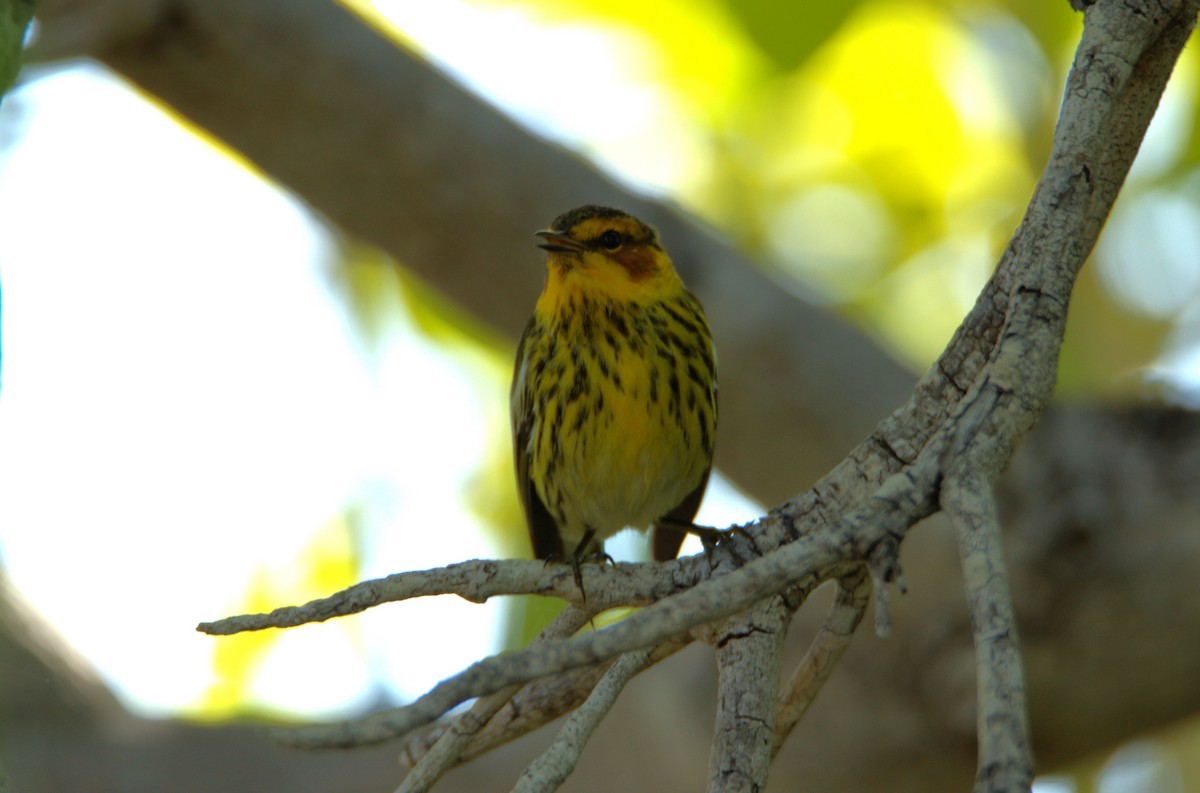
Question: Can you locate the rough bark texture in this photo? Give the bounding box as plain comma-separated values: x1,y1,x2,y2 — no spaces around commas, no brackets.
706,598,792,792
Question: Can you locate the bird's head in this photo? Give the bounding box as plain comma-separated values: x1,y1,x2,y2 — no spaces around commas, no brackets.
535,206,680,301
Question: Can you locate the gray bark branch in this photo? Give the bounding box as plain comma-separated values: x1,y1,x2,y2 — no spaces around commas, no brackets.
944,469,1032,793
511,647,653,793
396,606,596,793
771,569,870,756
705,598,792,793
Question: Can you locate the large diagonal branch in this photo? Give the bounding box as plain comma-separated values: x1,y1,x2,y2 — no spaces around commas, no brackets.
32,0,915,507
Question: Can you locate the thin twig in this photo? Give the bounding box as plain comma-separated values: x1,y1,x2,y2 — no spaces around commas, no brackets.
771,568,870,757
396,606,596,793
274,463,937,750
397,634,693,771
510,647,654,793
398,685,522,793
943,469,1031,793
198,559,677,635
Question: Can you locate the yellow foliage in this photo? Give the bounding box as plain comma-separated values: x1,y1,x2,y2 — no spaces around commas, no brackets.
471,0,762,120
335,0,1185,386
193,515,359,719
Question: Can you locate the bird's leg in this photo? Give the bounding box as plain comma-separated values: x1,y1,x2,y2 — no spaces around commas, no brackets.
566,528,614,599
657,519,760,567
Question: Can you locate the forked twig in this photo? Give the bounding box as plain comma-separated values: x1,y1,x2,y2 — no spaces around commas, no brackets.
397,634,693,772
510,647,654,793
396,606,596,793
772,568,871,756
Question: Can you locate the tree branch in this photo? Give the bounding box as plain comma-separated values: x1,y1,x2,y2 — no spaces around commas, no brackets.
198,559,697,635
944,469,1032,793
396,606,595,793
399,634,694,772
511,647,653,793
223,447,937,753
771,568,870,756
704,598,792,793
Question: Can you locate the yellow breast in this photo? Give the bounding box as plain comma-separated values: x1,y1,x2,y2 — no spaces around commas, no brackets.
525,290,715,546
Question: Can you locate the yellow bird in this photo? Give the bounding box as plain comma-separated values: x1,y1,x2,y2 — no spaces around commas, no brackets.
511,206,717,574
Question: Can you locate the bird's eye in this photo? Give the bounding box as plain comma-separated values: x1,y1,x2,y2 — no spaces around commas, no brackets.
598,230,624,251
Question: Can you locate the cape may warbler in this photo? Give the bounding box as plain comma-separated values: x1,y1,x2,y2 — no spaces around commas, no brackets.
511,206,717,570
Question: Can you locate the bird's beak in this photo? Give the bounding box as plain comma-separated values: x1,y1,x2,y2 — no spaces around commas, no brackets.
535,229,585,253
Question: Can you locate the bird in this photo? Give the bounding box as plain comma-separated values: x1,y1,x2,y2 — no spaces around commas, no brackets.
510,205,717,582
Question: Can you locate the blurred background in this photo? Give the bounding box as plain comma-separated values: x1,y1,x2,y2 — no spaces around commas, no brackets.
1,0,1198,791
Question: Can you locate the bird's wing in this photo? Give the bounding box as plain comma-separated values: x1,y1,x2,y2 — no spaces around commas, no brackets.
511,318,564,560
